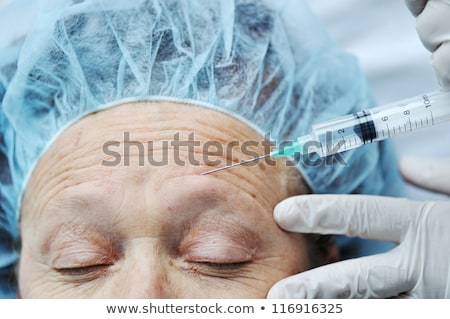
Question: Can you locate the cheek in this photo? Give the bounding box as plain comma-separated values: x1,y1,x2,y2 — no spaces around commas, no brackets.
227,198,310,275
17,225,42,297
232,199,310,270
263,230,311,275
281,232,311,272
17,252,54,298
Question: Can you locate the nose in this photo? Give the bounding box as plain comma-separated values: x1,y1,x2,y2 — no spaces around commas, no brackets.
118,260,172,298
110,240,175,298
127,277,168,298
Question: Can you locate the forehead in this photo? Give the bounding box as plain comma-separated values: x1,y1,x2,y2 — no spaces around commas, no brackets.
21,100,302,223
45,101,272,166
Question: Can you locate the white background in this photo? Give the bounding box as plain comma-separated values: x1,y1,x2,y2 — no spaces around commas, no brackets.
0,299,448,318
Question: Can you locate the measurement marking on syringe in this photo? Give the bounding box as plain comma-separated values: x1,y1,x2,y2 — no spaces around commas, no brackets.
250,92,450,164
341,137,346,149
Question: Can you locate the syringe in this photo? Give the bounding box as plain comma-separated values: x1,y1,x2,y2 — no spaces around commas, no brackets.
200,90,450,175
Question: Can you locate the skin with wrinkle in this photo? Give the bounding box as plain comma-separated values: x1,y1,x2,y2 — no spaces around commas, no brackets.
18,101,313,298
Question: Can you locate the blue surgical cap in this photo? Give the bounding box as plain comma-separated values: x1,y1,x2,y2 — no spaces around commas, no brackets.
0,0,403,297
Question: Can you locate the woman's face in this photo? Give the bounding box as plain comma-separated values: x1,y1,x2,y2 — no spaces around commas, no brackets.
18,101,311,298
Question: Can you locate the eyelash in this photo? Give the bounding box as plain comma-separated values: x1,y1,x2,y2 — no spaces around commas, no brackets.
201,261,248,270
55,264,110,281
187,261,250,278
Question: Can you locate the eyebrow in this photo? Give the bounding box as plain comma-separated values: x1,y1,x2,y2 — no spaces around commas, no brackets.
37,174,265,255
40,204,261,268
178,218,260,255
41,223,100,257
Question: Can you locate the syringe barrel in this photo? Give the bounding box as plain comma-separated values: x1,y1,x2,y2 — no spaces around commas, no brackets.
303,90,450,157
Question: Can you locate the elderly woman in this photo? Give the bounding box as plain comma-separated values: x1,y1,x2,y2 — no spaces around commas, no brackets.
0,0,402,298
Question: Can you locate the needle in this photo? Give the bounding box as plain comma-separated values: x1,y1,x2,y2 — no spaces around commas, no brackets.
200,153,271,175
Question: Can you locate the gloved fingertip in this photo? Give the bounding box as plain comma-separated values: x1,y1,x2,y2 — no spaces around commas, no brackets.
400,156,450,194
431,41,450,91
273,198,298,230
438,81,450,92
399,156,418,172
404,0,427,17
267,280,306,299
273,196,314,231
273,203,284,225
266,285,284,299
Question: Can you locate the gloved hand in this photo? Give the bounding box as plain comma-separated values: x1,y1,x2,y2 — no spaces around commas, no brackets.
405,0,450,90
268,157,450,298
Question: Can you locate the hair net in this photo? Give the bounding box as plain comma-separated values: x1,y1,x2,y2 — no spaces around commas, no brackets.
0,0,403,297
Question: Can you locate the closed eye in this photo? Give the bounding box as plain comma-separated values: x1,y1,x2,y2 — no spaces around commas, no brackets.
54,264,111,282
185,260,251,278
200,261,249,270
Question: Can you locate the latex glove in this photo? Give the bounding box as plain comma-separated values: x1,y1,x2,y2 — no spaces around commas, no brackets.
268,157,450,298
405,0,450,90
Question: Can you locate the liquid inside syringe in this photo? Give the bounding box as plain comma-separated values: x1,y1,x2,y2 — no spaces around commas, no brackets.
271,90,450,159
201,90,450,175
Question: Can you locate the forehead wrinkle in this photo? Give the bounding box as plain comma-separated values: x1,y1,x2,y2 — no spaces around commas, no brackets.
172,174,270,225
159,176,229,207
27,120,195,217
78,122,258,169
95,101,263,147
83,101,228,133
23,99,304,232
156,175,263,230
107,124,260,159
23,165,125,229
212,166,288,212
23,152,110,220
